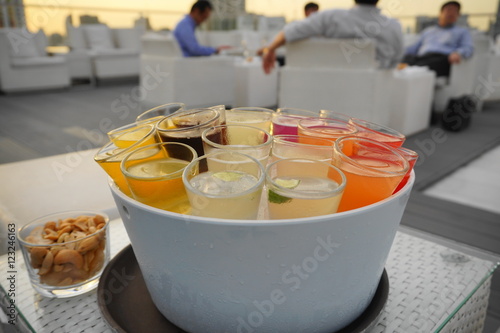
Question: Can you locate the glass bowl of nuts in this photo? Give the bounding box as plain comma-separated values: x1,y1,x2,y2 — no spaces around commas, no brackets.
18,211,110,298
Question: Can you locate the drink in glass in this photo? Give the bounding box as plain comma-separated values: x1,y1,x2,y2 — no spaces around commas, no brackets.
183,151,265,219
393,147,418,193
95,124,157,195
273,107,319,135
266,159,346,219
226,107,274,133
298,118,358,144
135,102,185,124
271,135,335,164
202,124,272,170
319,109,352,122
156,108,221,166
333,136,408,212
349,118,405,148
121,142,198,214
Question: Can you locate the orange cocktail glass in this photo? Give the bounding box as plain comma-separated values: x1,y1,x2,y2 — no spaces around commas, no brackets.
297,118,358,145
95,123,157,195
333,136,408,212
349,118,405,148
393,147,418,193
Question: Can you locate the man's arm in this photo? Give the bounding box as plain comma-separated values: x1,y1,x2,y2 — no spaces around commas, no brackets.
261,31,286,74
261,13,325,74
454,29,474,59
404,34,424,56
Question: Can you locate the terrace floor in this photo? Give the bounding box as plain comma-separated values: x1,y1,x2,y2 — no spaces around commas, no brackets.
0,83,499,332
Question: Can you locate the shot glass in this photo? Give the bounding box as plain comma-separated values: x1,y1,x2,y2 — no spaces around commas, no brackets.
182,151,265,220
226,107,274,133
319,109,352,123
107,122,156,147
298,118,358,143
349,118,405,148
393,147,418,193
266,159,346,219
156,108,221,162
95,123,157,195
333,136,409,212
135,102,185,124
18,211,110,298
202,124,272,168
121,142,198,214
273,107,319,135
271,135,335,163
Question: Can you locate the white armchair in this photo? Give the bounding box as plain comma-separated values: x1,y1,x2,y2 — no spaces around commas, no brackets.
279,38,392,125
139,33,236,110
433,35,492,112
0,28,70,93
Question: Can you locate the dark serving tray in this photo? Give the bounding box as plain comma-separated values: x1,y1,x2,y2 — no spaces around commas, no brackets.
98,245,388,333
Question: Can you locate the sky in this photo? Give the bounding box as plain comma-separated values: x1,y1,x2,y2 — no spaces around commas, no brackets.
23,0,499,36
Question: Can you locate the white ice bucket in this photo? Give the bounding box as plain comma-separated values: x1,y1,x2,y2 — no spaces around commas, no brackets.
110,172,414,333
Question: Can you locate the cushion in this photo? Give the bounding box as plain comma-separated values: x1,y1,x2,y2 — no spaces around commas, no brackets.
67,26,87,50
12,56,66,67
113,28,141,51
4,29,40,58
88,48,138,58
82,24,114,50
33,30,48,56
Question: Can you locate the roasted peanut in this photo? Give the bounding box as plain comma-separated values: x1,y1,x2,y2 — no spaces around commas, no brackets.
26,214,107,287
39,251,53,275
30,247,48,268
54,249,84,269
78,236,99,254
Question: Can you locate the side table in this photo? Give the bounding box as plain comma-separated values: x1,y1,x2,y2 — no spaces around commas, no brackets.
0,218,497,332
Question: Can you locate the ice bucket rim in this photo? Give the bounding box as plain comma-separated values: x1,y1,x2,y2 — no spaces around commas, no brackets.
110,171,414,226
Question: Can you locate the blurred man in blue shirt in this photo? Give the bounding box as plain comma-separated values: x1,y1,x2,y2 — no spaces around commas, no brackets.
404,1,473,77
173,1,230,57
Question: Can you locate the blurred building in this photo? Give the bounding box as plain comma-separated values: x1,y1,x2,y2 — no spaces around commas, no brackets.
206,0,246,30
0,0,26,28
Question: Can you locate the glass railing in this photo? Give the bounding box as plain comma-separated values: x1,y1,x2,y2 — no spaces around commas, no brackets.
0,4,497,47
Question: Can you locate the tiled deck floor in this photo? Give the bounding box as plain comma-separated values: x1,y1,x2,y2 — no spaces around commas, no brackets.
424,144,500,215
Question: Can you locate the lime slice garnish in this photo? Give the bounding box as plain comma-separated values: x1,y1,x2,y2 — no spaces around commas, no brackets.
268,189,292,204
212,171,244,182
275,178,300,189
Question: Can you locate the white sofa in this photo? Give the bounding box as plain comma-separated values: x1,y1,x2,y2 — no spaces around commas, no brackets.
0,28,70,93
139,33,236,110
66,24,142,81
278,38,436,135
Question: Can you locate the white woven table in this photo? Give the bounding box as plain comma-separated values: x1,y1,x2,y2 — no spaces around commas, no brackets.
0,218,497,333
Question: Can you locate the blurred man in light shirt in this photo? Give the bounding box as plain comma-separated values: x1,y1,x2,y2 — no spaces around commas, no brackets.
403,1,473,77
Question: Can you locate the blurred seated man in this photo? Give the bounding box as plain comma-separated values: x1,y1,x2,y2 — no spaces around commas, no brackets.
403,1,473,77
260,0,404,74
304,2,319,17
173,0,230,57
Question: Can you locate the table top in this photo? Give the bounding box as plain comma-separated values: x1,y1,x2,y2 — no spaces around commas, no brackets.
0,217,497,333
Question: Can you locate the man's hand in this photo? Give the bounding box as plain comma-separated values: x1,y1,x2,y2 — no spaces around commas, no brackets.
448,52,462,64
262,48,276,74
216,45,232,54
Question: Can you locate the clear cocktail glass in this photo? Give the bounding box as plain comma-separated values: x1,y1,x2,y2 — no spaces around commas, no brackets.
266,158,346,219
271,135,335,163
226,107,274,133
182,151,265,219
